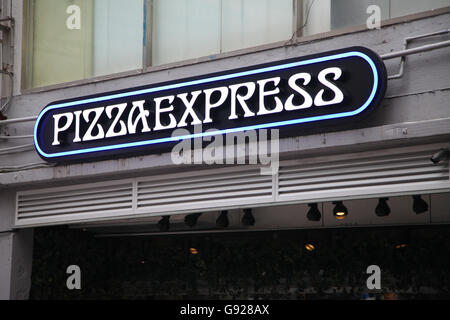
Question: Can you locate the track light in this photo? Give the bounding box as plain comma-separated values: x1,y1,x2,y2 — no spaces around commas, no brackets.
307,203,321,221
184,212,202,227
242,209,255,226
394,230,410,249
333,201,348,220
158,216,170,232
375,198,391,217
216,210,229,228
430,148,449,164
413,195,428,214
189,248,199,255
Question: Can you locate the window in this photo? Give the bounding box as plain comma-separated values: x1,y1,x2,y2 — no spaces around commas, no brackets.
151,0,293,66
301,0,450,36
22,0,450,89
22,0,293,89
22,0,144,89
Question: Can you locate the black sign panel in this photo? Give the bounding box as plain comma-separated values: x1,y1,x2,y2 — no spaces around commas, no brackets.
34,46,387,163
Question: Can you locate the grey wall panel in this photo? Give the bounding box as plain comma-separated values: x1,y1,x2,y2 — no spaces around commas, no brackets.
1,12,449,180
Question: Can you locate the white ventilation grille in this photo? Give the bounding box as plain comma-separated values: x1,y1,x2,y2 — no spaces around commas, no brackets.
14,145,450,227
136,168,274,214
16,182,134,226
277,150,450,202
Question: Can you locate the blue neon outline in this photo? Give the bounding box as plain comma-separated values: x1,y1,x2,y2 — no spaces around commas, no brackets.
34,51,380,159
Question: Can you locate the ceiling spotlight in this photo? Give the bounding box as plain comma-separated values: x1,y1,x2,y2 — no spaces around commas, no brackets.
158,216,170,232
307,203,321,221
393,229,410,249
333,201,348,220
184,212,202,227
430,148,450,164
305,243,315,252
242,209,255,226
375,198,391,217
413,195,428,214
189,248,199,255
216,210,229,228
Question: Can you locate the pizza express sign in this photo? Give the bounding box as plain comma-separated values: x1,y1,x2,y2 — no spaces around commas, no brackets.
34,47,387,163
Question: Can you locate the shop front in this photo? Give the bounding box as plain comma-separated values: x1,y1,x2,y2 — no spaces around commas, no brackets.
0,1,449,300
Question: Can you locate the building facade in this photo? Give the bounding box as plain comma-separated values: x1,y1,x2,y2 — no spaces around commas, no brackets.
0,1,449,299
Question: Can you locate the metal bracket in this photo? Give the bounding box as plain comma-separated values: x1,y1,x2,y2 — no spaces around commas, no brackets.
383,29,450,80
0,16,13,32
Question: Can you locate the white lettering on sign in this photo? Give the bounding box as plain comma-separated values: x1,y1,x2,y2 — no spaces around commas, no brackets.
228,82,256,120
128,100,151,134
50,67,345,144
256,77,284,116
285,73,313,110
177,91,203,127
154,95,177,131
82,107,105,141
203,87,229,124
105,103,127,138
52,112,73,146
314,67,345,106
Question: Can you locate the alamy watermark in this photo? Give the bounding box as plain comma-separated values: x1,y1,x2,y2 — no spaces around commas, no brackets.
367,5,381,30
66,265,81,290
66,5,81,30
366,265,381,290
170,125,279,176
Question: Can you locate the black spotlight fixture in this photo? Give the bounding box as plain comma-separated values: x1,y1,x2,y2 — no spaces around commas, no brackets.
413,195,428,214
307,203,321,221
430,148,450,164
184,212,202,227
242,209,255,226
158,216,170,232
333,201,348,220
375,198,391,217
216,210,229,228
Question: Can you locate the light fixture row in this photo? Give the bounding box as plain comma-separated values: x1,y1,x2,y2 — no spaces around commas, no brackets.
307,195,429,221
157,195,430,231
215,209,255,228
157,209,256,231
306,201,348,221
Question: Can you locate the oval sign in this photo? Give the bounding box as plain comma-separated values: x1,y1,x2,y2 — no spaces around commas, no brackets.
34,46,387,163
